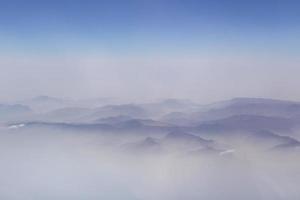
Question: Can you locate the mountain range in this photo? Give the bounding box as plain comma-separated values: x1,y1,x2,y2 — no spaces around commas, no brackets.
3,96,300,154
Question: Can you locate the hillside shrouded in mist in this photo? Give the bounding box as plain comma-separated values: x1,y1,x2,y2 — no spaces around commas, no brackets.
1,97,300,199
1,0,300,199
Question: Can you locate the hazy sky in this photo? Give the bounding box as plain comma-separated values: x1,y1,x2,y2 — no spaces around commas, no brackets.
0,0,299,103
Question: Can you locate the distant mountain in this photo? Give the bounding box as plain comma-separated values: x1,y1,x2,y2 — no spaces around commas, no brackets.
0,104,32,121
160,130,218,153
163,130,213,146
5,96,300,157
203,97,300,118
122,130,221,155
162,97,300,125
30,95,63,103
11,121,114,131
0,104,31,113
195,115,296,132
245,130,300,150
114,118,172,130
272,141,300,151
85,104,149,121
20,95,69,113
8,118,174,132
37,107,93,122
94,115,133,124
73,97,121,108
122,137,162,154
141,98,200,118
8,105,300,134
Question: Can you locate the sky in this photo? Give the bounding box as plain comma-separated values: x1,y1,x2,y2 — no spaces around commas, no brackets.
0,0,300,103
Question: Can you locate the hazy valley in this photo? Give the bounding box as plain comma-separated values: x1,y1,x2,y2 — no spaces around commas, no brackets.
0,96,300,199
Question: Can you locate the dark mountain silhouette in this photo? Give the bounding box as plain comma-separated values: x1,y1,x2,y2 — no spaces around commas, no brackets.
195,115,296,132
122,137,162,154
163,97,300,125
86,104,149,121
244,130,300,150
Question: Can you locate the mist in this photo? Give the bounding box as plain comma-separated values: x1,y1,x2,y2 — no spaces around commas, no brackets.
0,125,299,200
0,52,300,103
1,1,300,199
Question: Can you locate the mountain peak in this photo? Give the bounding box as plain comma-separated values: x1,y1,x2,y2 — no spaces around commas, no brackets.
32,95,62,103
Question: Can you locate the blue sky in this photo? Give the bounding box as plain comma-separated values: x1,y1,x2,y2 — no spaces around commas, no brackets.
0,0,300,102
1,0,299,55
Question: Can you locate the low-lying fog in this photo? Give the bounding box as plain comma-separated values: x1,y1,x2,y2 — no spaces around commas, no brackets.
1,97,300,199
0,127,299,200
